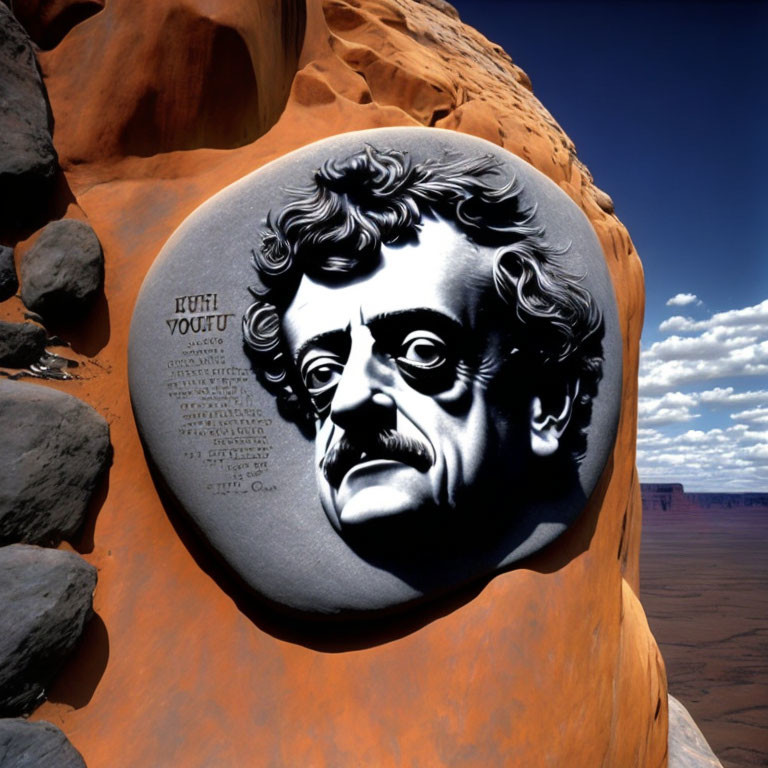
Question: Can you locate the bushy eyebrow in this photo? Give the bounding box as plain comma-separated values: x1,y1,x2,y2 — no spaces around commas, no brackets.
293,308,463,366
367,308,463,340
294,328,349,367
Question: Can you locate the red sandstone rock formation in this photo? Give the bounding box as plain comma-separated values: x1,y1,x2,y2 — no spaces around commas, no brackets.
1,0,665,765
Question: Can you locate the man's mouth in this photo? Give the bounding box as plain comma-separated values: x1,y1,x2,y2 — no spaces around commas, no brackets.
321,429,433,488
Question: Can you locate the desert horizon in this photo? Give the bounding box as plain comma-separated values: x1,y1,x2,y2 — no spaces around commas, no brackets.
640,483,768,767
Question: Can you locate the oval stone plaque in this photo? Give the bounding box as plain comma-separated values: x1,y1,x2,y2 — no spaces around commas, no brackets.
129,128,622,618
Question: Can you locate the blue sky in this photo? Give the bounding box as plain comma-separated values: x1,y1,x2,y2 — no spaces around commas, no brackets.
450,0,768,491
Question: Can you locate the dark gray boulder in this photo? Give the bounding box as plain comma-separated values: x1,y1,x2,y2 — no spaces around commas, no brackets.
0,247,18,301
0,322,45,368
20,220,103,320
0,545,96,717
0,719,86,768
0,6,58,229
0,380,110,546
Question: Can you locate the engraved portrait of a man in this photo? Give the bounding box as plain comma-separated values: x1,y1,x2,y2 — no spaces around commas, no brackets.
242,145,604,552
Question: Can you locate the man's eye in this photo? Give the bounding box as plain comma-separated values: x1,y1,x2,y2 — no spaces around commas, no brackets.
397,331,447,370
303,358,344,394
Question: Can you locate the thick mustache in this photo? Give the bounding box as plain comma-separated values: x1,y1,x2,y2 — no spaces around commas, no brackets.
322,429,433,488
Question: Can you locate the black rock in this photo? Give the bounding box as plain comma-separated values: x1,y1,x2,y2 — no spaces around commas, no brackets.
0,719,86,768
0,247,17,301
19,220,103,320
0,322,45,368
0,545,96,717
0,6,58,229
0,380,110,546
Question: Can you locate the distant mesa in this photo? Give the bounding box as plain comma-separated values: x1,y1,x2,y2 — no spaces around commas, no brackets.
641,483,768,513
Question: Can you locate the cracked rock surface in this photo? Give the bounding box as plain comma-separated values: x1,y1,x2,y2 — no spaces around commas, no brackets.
20,220,103,321
0,719,86,768
0,5,57,228
0,247,17,302
0,380,110,546
0,322,46,368
0,544,96,717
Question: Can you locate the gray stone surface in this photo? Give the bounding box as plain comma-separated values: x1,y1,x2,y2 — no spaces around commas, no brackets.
0,380,110,546
0,719,86,768
20,220,103,320
0,6,57,228
0,247,18,301
0,544,96,717
668,695,723,767
129,127,623,617
0,322,45,368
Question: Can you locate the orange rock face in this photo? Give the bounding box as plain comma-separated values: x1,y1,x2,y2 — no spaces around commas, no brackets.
3,0,665,764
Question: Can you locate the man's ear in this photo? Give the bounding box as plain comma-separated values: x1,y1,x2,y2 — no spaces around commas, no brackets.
529,379,580,458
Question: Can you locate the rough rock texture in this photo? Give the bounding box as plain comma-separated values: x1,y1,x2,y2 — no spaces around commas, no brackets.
1,0,664,765
0,247,18,302
19,219,103,319
0,719,86,768
0,380,110,546
668,696,724,767
0,5,57,228
15,0,305,159
9,0,105,50
0,544,96,717
0,322,46,368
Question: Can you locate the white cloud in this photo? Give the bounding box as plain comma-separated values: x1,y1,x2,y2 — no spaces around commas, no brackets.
666,293,701,307
640,299,768,393
676,429,720,444
637,424,768,491
658,299,768,334
648,332,744,361
637,299,768,490
740,443,768,463
730,406,768,426
637,384,768,429
699,387,768,407
639,352,768,393
638,392,699,426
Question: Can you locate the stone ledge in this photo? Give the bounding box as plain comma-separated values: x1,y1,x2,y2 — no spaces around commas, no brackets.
669,695,723,768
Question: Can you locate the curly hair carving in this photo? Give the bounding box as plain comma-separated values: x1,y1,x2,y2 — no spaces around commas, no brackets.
243,145,603,460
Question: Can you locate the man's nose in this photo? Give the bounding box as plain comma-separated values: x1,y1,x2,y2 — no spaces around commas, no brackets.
330,325,395,430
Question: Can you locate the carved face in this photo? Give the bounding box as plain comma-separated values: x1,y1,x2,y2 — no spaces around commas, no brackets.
283,217,573,536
